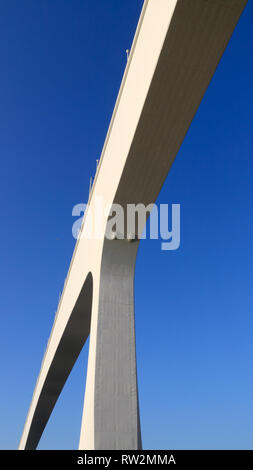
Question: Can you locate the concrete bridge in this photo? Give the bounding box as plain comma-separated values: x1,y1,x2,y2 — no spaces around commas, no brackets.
19,0,248,450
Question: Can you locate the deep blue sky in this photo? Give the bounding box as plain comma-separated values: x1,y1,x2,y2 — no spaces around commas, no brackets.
0,0,252,450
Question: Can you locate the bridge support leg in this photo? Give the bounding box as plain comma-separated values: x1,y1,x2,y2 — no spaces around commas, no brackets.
79,237,142,450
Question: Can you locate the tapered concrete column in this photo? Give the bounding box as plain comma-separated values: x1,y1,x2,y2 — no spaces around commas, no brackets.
79,237,141,450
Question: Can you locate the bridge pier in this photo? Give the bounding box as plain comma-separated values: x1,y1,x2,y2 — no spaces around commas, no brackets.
79,237,142,450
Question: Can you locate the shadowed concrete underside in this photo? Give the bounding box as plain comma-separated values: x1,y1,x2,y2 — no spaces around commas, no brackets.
24,273,93,450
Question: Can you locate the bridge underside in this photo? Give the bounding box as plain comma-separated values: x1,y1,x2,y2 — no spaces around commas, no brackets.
24,273,93,450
